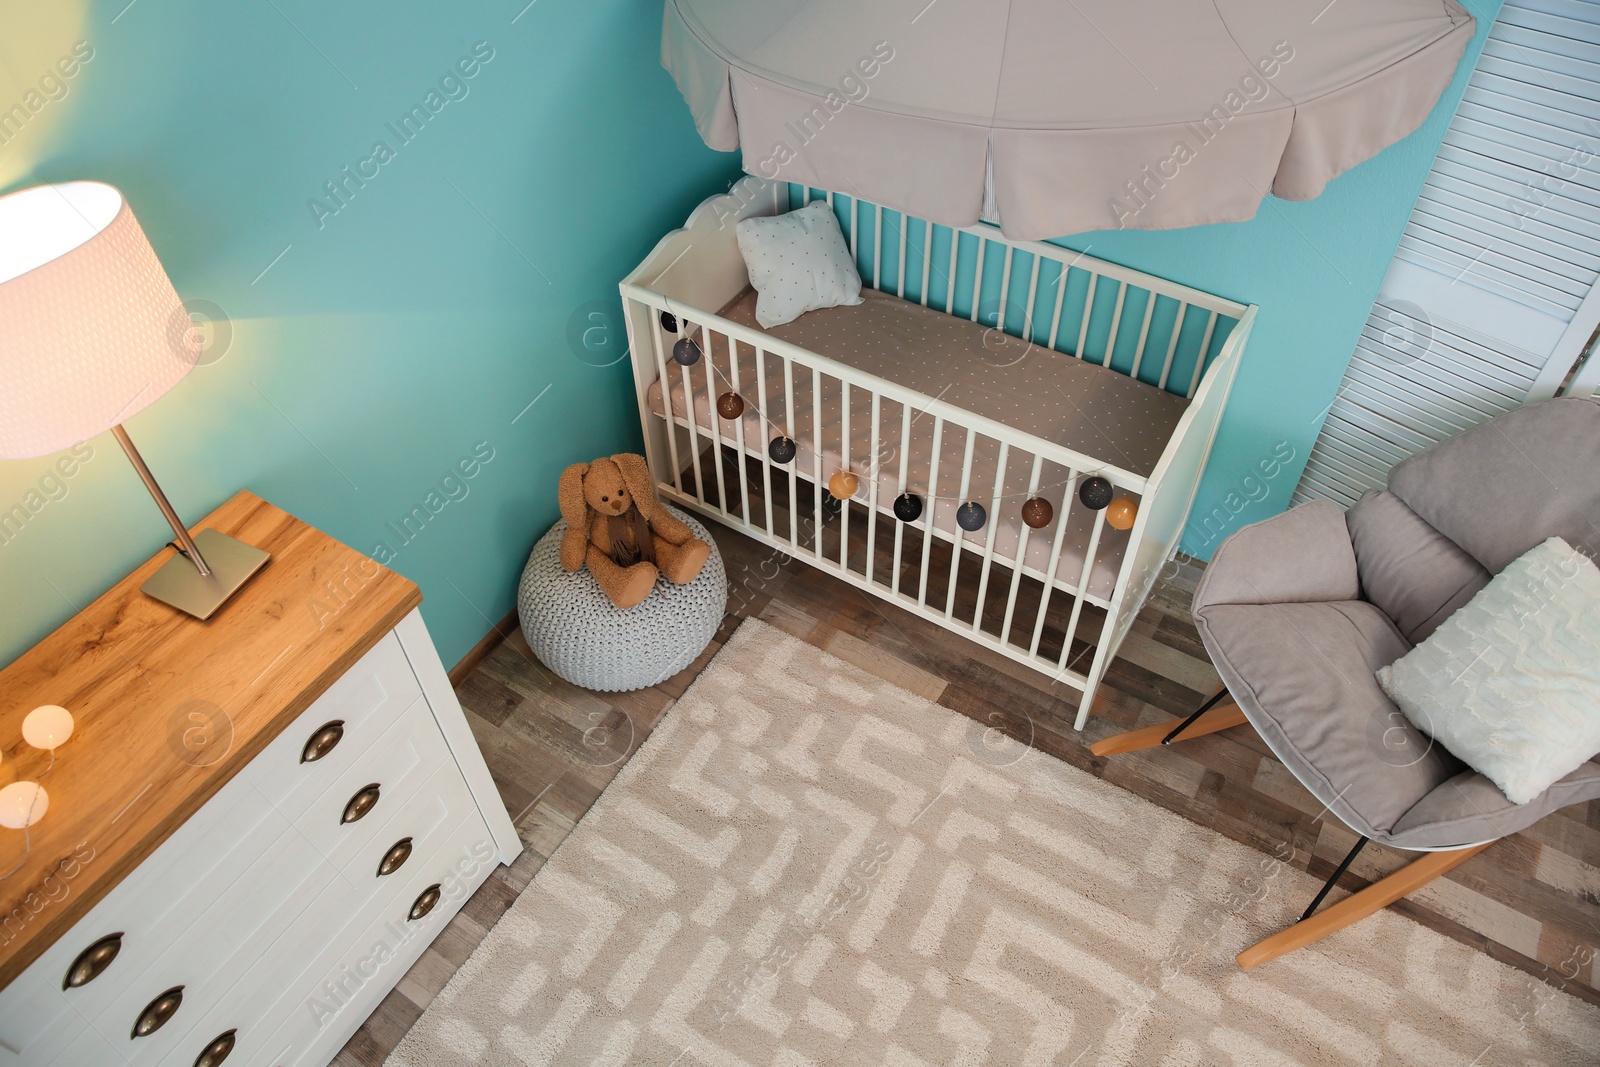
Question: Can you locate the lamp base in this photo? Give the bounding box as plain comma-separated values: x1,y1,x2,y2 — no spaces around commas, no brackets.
140,529,270,620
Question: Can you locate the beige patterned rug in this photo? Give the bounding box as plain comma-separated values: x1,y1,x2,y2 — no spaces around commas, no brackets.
389,619,1599,1066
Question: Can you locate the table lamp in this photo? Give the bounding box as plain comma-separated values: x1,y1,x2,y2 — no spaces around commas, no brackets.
0,180,268,619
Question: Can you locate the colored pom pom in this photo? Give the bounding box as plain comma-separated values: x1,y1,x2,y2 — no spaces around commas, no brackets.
672,336,701,366
828,471,859,501
716,392,745,420
1106,497,1139,531
768,436,797,463
1078,475,1113,510
1020,497,1053,529
892,492,923,522
956,501,987,532
659,310,678,333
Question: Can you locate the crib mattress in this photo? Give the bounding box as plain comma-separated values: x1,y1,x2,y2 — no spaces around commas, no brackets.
646,287,1191,602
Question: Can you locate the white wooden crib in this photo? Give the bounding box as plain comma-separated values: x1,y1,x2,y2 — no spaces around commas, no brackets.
620,177,1257,727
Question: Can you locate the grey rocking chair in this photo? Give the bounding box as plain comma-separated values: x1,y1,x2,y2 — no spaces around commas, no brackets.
1092,396,1600,968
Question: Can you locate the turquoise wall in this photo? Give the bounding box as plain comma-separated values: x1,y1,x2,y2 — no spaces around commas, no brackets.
0,0,1500,669
0,0,739,668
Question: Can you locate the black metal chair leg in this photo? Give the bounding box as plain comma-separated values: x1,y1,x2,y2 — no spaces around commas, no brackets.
1300,836,1369,922
1161,688,1230,745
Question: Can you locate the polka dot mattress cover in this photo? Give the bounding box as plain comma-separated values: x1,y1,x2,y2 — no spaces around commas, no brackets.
647,286,1190,601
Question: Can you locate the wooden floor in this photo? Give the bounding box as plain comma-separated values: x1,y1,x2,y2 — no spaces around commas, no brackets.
334,519,1600,1064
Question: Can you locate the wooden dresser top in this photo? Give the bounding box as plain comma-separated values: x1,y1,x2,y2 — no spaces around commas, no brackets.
0,491,421,988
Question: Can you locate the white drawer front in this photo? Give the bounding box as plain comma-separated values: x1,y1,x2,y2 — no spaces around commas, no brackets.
170,770,488,1067
90,825,336,1066
294,695,449,869
0,782,284,1063
46,1021,125,1067
248,632,424,821
247,811,500,1067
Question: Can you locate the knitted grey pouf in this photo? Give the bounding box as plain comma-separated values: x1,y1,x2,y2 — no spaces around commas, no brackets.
517,506,727,692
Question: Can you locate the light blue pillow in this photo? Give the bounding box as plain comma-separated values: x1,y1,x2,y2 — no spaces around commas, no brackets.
736,201,863,328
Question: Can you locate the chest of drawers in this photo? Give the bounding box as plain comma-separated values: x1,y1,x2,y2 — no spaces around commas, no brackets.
0,493,520,1066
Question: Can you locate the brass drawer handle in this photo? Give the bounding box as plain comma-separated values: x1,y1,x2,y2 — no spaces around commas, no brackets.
408,883,442,921
301,721,345,763
64,932,122,990
132,985,184,1039
342,784,381,824
378,837,413,877
193,1029,236,1067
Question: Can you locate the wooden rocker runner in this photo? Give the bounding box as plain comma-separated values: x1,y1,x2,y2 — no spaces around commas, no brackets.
1091,399,1600,971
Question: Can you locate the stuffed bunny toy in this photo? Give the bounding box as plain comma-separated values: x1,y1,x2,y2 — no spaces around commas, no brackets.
558,453,711,609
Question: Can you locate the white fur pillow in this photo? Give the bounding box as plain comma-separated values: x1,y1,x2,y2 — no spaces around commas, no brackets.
736,201,863,328
1377,537,1600,805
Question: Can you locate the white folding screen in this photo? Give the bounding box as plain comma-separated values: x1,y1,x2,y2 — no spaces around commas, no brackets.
1296,0,1600,508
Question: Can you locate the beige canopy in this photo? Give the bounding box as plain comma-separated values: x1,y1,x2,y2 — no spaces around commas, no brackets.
664,0,1474,238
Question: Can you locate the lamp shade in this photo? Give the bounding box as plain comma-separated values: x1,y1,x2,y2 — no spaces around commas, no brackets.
0,181,198,459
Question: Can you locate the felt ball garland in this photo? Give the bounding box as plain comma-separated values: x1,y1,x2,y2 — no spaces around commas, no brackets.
1106,497,1139,531
672,336,701,366
956,501,987,532
1078,475,1113,510
659,310,678,333
1020,497,1053,529
660,340,1131,543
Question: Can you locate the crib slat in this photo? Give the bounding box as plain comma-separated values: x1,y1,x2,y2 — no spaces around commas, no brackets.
1129,292,1157,383
945,229,958,315
997,246,1014,336
704,328,731,519
1029,467,1079,658
1021,254,1041,345
971,440,1010,635
920,219,933,307
812,364,825,562
944,428,978,619
873,204,883,292
727,332,753,529
839,381,851,572
865,391,882,585
897,213,909,300
970,238,985,323
677,330,706,503
1057,508,1109,676
781,353,796,544
1001,454,1046,646
918,415,945,606
849,196,857,264
1188,311,1219,399
1047,264,1070,352
1158,304,1187,392
759,348,777,538
1075,274,1098,359
649,309,683,495
890,402,912,596
1104,282,1127,367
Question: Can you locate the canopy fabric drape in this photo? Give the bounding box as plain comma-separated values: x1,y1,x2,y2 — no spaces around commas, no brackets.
663,0,1475,239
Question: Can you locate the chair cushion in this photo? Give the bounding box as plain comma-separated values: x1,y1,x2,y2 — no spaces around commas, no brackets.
1390,762,1600,849
1387,396,1600,574
1191,499,1359,612
1346,490,1490,643
1194,599,1464,840
1377,537,1600,805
